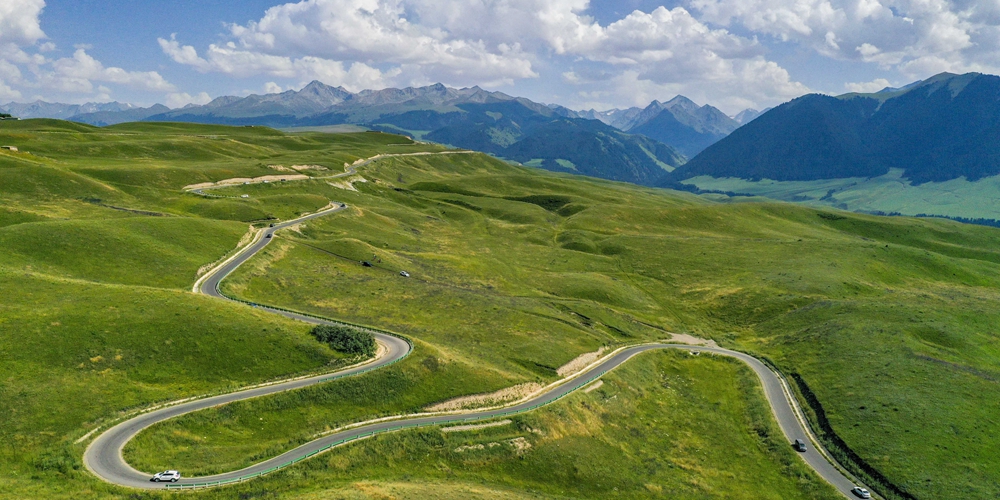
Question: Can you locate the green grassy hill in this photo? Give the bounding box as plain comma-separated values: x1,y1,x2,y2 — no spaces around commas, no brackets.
2,119,998,499
168,152,999,499
0,120,438,499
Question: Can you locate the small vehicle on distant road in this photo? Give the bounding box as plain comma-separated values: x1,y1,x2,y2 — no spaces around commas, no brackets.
340,203,346,208
151,470,180,482
400,271,410,277
361,261,373,267
269,223,275,227
265,233,272,239
793,439,807,452
851,486,871,498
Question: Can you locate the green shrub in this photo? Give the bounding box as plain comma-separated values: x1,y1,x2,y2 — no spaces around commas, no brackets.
311,324,376,357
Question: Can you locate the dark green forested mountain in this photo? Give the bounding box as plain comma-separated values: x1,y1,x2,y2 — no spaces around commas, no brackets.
672,72,1000,184
392,101,685,186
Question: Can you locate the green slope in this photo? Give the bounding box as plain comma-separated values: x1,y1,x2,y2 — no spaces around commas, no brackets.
0,217,248,288
2,120,999,499
684,168,1000,221
135,151,1000,499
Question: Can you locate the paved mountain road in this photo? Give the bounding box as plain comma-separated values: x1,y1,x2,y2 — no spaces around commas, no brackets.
187,150,474,197
84,178,866,498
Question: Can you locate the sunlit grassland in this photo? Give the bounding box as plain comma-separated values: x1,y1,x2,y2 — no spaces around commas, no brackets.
123,340,518,476
0,271,344,497
684,168,1000,219
0,119,444,222
126,351,839,500
3,120,1000,499
0,120,449,499
0,217,249,288
176,152,1000,499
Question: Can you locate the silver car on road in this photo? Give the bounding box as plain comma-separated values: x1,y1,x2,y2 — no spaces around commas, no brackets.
151,470,180,482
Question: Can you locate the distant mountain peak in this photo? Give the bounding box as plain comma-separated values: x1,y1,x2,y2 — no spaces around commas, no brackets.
301,80,329,90
733,107,770,125
664,95,699,111
624,95,739,157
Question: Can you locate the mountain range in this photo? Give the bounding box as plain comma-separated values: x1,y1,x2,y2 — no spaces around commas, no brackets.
137,82,687,186
732,108,770,124
673,72,1000,185
2,83,759,186
576,97,744,157
624,97,740,158
0,101,139,120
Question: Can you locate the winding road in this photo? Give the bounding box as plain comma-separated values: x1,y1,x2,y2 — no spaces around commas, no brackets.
84,174,867,498
187,150,473,197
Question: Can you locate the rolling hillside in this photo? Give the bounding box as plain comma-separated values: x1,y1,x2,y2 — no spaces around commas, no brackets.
4,120,1000,499
0,119,835,499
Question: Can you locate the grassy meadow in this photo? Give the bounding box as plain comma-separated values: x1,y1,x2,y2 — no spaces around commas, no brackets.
131,351,839,500
2,119,999,499
162,152,999,499
0,120,436,499
684,168,1000,220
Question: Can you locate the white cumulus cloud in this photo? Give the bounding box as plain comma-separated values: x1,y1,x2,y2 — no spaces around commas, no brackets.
0,0,46,45
160,34,395,91
166,91,212,108
156,0,807,111
845,77,893,93
0,2,189,104
688,0,998,79
50,49,175,92
160,0,537,88
0,78,21,100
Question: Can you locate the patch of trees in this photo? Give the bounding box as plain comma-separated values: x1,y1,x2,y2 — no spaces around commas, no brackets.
310,324,376,357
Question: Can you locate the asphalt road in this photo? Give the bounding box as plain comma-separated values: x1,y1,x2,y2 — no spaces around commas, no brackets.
188,151,474,197
83,201,865,498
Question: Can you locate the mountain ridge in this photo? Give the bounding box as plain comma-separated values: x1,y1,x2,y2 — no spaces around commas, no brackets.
0,100,138,120
623,96,740,157
139,81,686,186
672,72,1000,185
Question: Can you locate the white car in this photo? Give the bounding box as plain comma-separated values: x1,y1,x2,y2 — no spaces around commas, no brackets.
400,271,410,277
151,470,181,482
851,486,871,498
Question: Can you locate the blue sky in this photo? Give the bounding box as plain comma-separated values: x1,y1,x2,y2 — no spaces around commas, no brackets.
2,0,997,114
